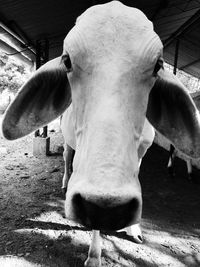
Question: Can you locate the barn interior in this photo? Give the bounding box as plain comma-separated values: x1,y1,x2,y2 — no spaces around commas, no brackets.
0,1,200,267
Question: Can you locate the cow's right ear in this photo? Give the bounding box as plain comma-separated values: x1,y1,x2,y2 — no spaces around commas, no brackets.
2,57,71,140
146,69,200,158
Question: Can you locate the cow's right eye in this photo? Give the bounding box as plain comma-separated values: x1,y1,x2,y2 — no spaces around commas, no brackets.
62,54,72,72
153,57,164,76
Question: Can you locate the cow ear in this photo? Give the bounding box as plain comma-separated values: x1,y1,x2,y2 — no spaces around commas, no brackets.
2,57,71,140
146,69,200,158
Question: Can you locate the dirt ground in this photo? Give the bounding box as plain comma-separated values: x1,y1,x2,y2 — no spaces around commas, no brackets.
0,116,200,267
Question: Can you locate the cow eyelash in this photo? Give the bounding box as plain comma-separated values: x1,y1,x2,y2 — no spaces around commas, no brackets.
153,58,164,76
62,54,72,72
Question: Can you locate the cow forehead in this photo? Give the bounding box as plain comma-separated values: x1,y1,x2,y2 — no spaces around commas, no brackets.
64,1,163,66
77,1,152,31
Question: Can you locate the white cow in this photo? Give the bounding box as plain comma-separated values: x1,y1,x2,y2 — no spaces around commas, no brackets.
2,2,200,266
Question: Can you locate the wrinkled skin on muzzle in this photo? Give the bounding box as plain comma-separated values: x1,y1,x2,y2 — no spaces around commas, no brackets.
63,2,163,230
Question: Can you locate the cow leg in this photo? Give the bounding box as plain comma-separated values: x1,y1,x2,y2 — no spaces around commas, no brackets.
62,144,75,195
167,144,175,178
84,230,101,267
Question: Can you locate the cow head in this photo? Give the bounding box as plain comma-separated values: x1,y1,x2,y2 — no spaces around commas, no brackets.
2,1,200,230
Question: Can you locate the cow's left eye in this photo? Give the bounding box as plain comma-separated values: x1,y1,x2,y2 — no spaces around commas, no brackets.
153,58,164,76
62,54,72,72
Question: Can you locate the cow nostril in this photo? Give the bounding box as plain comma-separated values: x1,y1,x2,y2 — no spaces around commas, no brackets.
72,193,99,228
72,194,141,230
72,194,90,227
73,193,82,206
73,193,86,219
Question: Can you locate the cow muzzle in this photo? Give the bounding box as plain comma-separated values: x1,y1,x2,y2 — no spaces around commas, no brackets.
65,182,142,231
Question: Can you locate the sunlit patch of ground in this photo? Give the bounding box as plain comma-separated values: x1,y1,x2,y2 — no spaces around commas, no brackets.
0,256,41,267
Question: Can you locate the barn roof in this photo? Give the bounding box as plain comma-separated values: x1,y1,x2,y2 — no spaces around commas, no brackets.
0,0,200,78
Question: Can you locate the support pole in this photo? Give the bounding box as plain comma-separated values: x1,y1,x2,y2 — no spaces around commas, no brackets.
34,40,42,138
173,39,179,75
33,39,50,157
42,39,49,138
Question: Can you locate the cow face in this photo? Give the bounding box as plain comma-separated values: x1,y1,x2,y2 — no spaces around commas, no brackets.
62,2,163,229
2,1,200,230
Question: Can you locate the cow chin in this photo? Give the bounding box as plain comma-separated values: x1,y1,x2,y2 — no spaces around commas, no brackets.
65,178,142,231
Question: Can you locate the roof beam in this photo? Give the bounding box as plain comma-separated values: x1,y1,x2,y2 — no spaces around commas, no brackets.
0,38,33,67
179,58,200,70
0,21,36,61
151,0,169,21
163,8,200,47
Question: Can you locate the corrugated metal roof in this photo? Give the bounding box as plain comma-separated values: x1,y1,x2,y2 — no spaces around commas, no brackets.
0,0,200,77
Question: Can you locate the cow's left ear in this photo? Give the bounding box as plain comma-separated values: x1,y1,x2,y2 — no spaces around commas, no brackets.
2,57,71,140
146,69,200,158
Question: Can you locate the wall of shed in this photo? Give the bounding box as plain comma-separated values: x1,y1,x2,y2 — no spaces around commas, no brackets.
154,92,200,169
